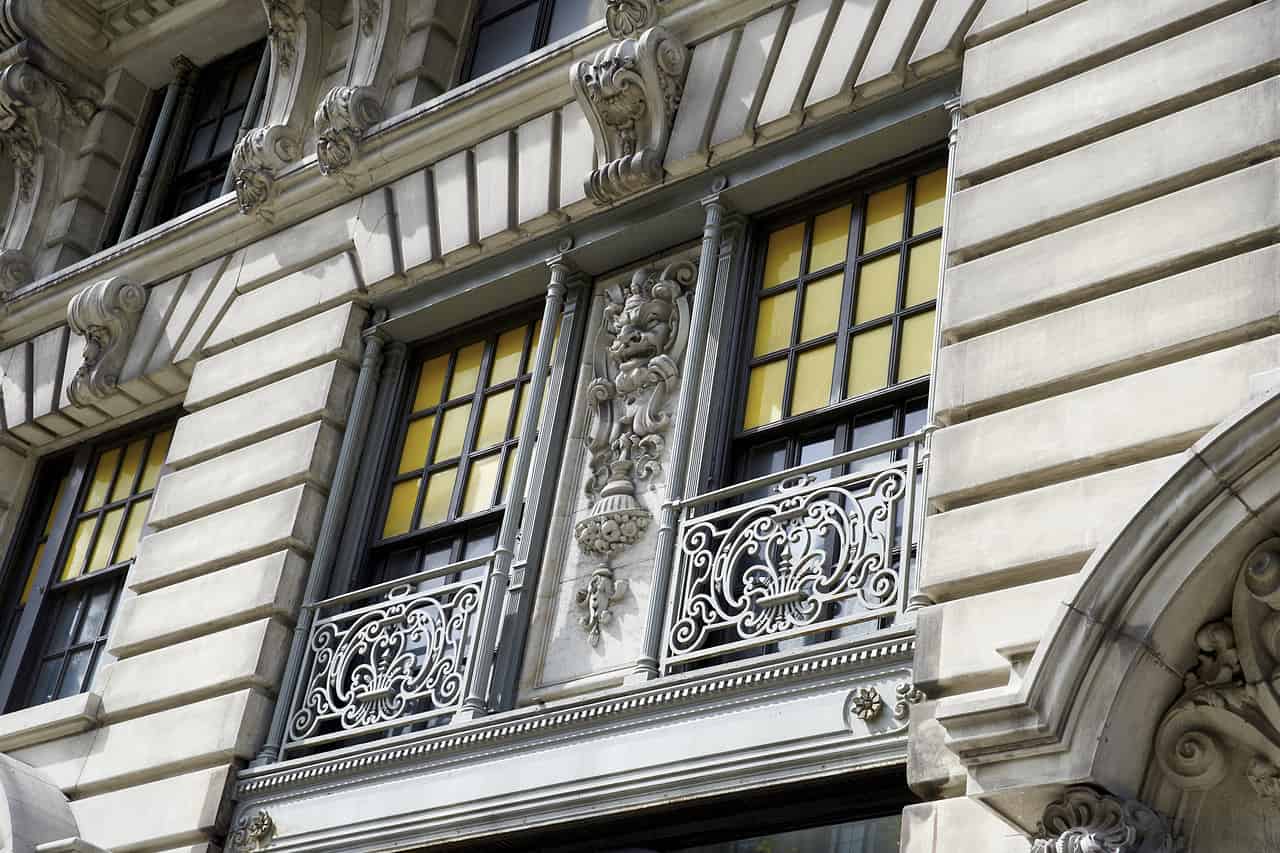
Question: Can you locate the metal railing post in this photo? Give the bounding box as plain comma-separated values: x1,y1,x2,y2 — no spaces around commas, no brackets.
456,247,572,719
629,180,728,683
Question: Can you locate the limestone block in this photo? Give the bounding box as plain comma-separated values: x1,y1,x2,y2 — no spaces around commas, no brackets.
30,326,68,420
204,253,365,352
0,341,31,430
921,455,1181,601
805,0,883,113
0,692,100,753
352,188,402,288
128,484,326,592
937,244,1280,418
516,113,559,230
475,131,516,245
965,0,1081,46
904,699,966,800
901,797,1030,853
391,169,438,273
111,550,306,658
964,0,1249,110
141,257,231,376
914,574,1079,694
710,7,788,157
98,620,289,722
76,689,270,794
756,0,839,135
70,765,229,851
150,421,341,529
558,101,594,213
173,251,243,364
9,730,96,793
942,159,1280,340
185,303,364,410
955,0,1280,179
665,29,736,175
433,150,475,256
167,360,356,468
908,0,986,74
854,0,931,94
235,201,353,289
928,336,1280,507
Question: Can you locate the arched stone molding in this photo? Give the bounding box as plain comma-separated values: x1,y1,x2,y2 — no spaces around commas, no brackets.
229,0,324,217
934,387,1280,831
314,0,405,178
0,752,84,853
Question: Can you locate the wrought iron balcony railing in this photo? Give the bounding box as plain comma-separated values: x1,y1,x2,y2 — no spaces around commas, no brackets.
282,554,491,756
662,431,927,673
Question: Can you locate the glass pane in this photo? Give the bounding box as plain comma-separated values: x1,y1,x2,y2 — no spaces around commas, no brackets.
29,657,60,705
847,325,892,398
548,0,592,41
115,498,150,564
854,254,899,324
413,355,449,411
76,587,114,644
490,326,526,386
448,342,485,400
57,648,93,699
810,205,851,272
800,431,837,480
852,408,895,472
20,543,44,605
462,453,502,515
382,480,419,538
213,110,244,159
87,507,125,573
84,448,121,511
899,310,936,382
229,58,258,106
110,439,146,503
913,167,947,235
138,430,171,492
61,518,97,582
791,344,835,416
513,383,528,436
399,415,435,475
762,222,804,287
463,524,499,560
799,274,842,342
183,122,217,169
469,5,538,79
500,450,517,501
743,440,787,499
477,389,514,449
864,183,907,253
434,403,472,462
753,288,795,357
905,238,941,307
418,466,458,528
743,359,787,430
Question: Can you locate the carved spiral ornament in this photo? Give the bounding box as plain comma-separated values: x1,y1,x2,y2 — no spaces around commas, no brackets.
1032,788,1177,853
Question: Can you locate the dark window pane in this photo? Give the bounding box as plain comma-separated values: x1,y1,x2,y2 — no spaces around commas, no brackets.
479,0,535,19
47,596,81,654
850,408,894,473
173,183,211,216
29,657,61,705
228,60,258,106
183,123,217,169
76,586,114,644
799,430,837,479
469,5,539,79
57,648,93,699
213,109,245,158
903,396,927,436
547,0,592,42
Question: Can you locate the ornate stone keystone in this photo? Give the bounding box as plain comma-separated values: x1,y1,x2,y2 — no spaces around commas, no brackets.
571,0,688,205
1032,787,1178,853
66,276,146,405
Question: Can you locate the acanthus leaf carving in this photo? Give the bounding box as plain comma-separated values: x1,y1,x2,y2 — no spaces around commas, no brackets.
571,20,688,205
265,0,299,72
314,85,383,177
231,125,301,216
229,809,276,852
1032,787,1179,853
65,276,146,405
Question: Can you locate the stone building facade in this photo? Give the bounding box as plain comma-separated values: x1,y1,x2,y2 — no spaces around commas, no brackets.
0,0,1274,851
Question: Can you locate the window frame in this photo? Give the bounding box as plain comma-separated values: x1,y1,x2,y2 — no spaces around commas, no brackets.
0,414,174,712
460,0,586,83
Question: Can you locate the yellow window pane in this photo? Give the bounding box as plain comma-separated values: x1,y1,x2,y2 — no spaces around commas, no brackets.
791,345,835,416
855,255,900,324
382,480,420,539
115,498,150,565
753,288,795,357
20,544,43,605
463,454,502,515
743,360,787,430
448,342,484,400
490,326,527,386
434,403,472,463
800,274,842,342
61,518,96,581
110,439,146,503
398,415,435,474
913,168,947,235
906,239,941,307
413,354,449,411
899,311,936,382
87,507,125,573
864,183,907,252
83,448,121,511
138,429,171,492
763,223,804,287
418,467,458,529
43,475,68,537
477,389,514,449
810,205,851,272
847,326,892,398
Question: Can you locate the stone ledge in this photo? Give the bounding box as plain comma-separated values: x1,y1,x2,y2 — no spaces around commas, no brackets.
0,692,101,753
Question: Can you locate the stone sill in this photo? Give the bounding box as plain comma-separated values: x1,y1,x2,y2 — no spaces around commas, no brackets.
0,691,101,752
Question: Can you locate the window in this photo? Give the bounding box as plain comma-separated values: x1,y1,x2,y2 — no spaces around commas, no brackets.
463,0,593,81
0,422,172,710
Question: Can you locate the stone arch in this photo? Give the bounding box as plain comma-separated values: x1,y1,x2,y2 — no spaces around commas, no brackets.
0,753,81,852
936,387,1280,840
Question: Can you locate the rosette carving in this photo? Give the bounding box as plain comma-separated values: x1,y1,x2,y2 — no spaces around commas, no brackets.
1032,787,1178,853
571,16,688,205
315,85,383,176
66,276,146,405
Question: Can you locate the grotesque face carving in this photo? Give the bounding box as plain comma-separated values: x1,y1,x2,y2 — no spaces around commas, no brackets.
608,290,675,369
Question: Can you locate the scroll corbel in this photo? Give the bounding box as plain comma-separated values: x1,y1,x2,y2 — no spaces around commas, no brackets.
66,276,146,405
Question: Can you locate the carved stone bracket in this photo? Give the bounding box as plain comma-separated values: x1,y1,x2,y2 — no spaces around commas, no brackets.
1032,787,1179,853
231,124,302,215
571,0,688,205
229,809,276,852
315,85,382,176
66,276,146,405
576,567,629,647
